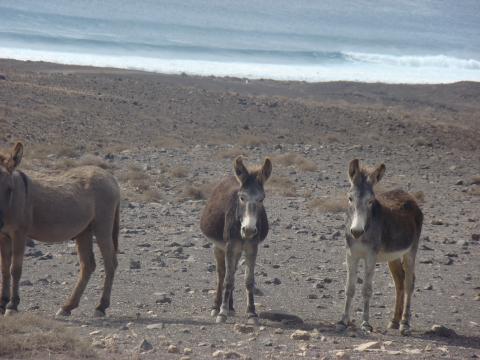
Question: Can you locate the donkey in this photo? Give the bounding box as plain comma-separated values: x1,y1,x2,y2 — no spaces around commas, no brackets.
337,159,423,336
0,142,120,317
200,156,272,324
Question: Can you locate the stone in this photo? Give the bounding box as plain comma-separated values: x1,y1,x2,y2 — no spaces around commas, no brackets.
354,341,381,352
184,347,193,355
426,324,457,338
146,323,165,329
130,259,141,269
167,344,179,353
138,339,153,352
432,219,444,225
212,350,243,359
290,330,310,340
335,351,350,359
234,323,255,334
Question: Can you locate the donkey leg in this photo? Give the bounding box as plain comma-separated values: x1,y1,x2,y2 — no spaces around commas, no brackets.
360,254,376,332
211,246,225,317
94,227,118,317
244,242,259,325
400,252,416,336
0,236,12,314
216,241,241,324
337,253,359,331
387,259,405,329
56,229,95,316
5,233,26,315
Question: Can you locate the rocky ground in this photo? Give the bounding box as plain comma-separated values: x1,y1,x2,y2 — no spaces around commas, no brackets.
0,59,479,359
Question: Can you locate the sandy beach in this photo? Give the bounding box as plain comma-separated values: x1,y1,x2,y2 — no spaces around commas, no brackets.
0,58,479,359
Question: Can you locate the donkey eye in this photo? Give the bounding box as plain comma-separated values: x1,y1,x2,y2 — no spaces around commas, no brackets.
348,196,353,203
239,195,246,202
368,199,374,206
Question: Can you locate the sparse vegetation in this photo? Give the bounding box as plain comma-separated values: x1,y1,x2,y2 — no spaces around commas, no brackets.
170,166,188,178
181,182,214,201
271,153,318,172
0,313,96,359
266,176,297,197
217,147,244,159
308,195,347,213
237,134,266,147
470,175,480,185
412,191,425,203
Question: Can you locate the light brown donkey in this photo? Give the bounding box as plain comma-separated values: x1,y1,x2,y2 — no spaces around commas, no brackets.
0,142,120,317
200,156,271,324
337,159,423,336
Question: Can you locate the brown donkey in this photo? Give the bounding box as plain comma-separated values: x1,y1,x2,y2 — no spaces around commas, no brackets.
200,156,272,324
0,142,120,317
337,159,423,336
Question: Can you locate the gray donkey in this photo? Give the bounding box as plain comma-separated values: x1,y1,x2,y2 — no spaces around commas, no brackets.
337,159,423,336
200,156,272,324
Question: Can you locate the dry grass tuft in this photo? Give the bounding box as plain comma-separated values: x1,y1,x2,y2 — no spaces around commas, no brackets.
0,313,95,359
216,147,245,159
237,135,266,147
75,154,111,169
468,187,480,196
308,195,347,213
28,143,80,159
181,182,214,201
143,188,163,203
271,153,318,172
266,176,296,197
170,166,188,178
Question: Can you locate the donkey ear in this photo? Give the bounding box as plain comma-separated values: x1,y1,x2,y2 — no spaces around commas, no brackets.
369,163,386,184
233,156,249,185
258,157,272,184
348,159,360,183
6,142,23,172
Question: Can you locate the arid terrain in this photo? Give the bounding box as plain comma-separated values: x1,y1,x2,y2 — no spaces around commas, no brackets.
0,58,479,359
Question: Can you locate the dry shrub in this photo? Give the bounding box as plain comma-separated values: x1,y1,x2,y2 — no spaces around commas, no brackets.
266,176,296,197
271,153,317,172
181,182,214,201
324,134,340,143
0,313,95,359
468,187,480,196
28,143,80,159
152,135,183,148
143,188,162,203
237,135,266,147
308,195,347,213
170,166,188,178
76,154,111,169
217,147,245,159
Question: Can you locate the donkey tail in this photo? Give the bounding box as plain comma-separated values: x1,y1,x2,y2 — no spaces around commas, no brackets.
112,204,120,253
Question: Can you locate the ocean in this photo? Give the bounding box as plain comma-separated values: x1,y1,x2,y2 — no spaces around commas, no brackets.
1,0,479,83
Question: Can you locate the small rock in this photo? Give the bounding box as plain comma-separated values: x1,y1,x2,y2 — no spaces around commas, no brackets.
426,324,457,338
89,330,102,336
234,323,255,334
354,341,381,352
39,253,53,260
424,284,433,290
455,179,464,185
336,351,350,359
156,295,172,304
307,294,318,299
184,347,193,355
432,219,444,225
167,344,178,353
212,350,243,359
130,259,141,269
139,339,153,352
20,280,33,286
290,330,310,340
471,234,480,242
262,339,273,346
146,323,165,329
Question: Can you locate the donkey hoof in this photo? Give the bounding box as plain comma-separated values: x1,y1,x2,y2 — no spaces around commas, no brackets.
4,309,18,316
247,315,259,325
361,321,373,333
400,324,411,336
55,308,71,317
210,309,219,317
94,309,106,318
335,321,348,332
215,314,227,324
388,321,400,329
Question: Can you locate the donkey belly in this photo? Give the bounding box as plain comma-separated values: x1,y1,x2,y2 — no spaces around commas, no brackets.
376,246,411,263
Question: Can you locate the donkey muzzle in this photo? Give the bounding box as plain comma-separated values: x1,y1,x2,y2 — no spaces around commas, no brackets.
350,228,364,239
241,226,258,240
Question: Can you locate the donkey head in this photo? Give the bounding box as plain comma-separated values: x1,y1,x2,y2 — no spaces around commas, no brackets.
347,159,385,239
0,142,23,229
233,156,272,240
